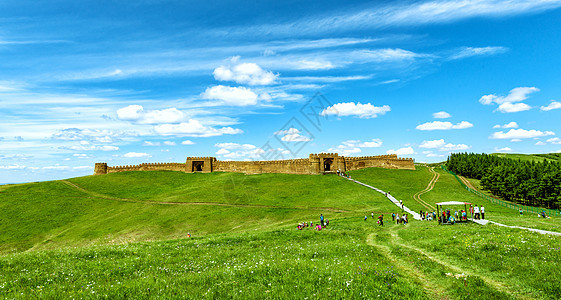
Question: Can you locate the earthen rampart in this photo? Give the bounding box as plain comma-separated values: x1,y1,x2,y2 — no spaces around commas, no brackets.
94,153,415,175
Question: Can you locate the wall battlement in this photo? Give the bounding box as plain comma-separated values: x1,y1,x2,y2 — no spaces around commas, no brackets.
94,153,414,175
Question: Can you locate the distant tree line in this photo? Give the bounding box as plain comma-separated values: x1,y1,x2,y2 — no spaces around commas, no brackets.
447,153,561,209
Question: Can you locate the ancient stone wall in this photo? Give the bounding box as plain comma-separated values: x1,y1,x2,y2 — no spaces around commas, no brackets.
94,153,415,175
106,162,186,174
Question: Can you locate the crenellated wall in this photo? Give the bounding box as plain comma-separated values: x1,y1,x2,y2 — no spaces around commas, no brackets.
94,153,415,175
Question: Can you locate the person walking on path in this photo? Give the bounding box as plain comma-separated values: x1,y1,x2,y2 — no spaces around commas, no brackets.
399,199,403,210
378,214,384,226
474,205,480,220
481,206,485,219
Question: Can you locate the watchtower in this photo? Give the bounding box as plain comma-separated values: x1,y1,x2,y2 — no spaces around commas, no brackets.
185,157,215,173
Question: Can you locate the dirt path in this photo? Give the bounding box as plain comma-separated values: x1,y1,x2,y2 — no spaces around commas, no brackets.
60,180,350,213
412,167,438,211
366,227,525,299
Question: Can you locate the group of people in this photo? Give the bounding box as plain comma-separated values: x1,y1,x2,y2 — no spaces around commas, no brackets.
336,169,351,179
470,204,485,220
392,212,408,224
440,209,465,224
419,210,437,221
297,214,329,231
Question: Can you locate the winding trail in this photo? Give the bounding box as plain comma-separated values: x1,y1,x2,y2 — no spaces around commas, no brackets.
366,228,523,299
60,180,350,213
412,167,438,211
346,177,421,220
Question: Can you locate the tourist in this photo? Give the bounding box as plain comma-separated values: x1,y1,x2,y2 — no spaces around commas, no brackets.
392,213,395,221
316,224,322,231
396,213,400,224
320,214,324,227
371,212,374,219
378,214,384,226
399,199,403,209
474,205,480,220
187,233,191,238
462,210,467,221
325,219,329,227
403,214,408,224
364,215,367,221
519,208,524,216
481,205,485,219
454,210,458,221
469,205,474,219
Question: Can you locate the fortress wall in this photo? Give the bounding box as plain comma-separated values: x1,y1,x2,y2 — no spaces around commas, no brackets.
107,162,186,174
94,153,414,175
214,159,311,174
344,156,415,171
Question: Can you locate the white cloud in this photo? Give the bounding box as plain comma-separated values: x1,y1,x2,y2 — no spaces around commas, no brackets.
541,101,561,111
117,105,186,124
490,129,555,139
493,122,519,129
214,143,257,150
419,139,446,149
432,111,451,119
61,145,119,151
510,139,523,142
320,102,390,119
450,46,508,60
181,140,195,145
416,121,473,130
124,152,151,158
495,147,512,152
52,128,133,143
154,119,243,137
213,62,278,85
143,141,160,146
497,102,532,113
547,138,561,144
294,60,335,70
274,128,312,142
72,153,90,159
328,139,383,156
386,147,415,155
352,48,425,62
419,139,469,151
42,165,70,170
201,85,259,106
535,141,546,146
216,148,230,155
214,143,265,159
479,87,538,113
237,1,561,37
164,141,176,146
0,164,27,170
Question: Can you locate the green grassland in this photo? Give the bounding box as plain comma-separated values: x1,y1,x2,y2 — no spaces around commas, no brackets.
0,171,396,254
2,168,561,298
491,153,561,163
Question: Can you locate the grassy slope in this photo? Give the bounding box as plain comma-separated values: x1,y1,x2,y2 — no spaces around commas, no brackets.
0,171,396,253
491,153,559,162
2,217,560,299
2,168,561,298
348,165,433,213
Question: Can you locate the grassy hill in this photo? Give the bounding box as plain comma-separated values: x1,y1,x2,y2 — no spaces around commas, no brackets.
491,152,561,162
0,171,395,253
2,168,561,298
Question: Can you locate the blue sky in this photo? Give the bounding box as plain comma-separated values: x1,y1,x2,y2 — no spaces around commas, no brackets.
1,0,561,184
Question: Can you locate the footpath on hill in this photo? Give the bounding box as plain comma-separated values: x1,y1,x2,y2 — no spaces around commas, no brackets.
348,172,561,236
346,177,422,220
